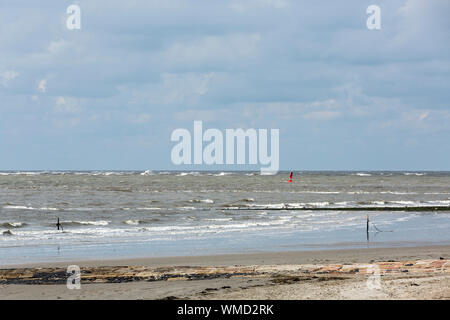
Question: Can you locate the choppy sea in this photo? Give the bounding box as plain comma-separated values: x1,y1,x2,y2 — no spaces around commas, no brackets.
1,171,449,265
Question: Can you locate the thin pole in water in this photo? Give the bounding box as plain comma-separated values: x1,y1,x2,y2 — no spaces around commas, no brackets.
56,217,63,231
366,214,369,233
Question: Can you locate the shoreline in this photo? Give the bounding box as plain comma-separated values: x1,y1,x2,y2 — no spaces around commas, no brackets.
4,244,450,269
1,245,449,299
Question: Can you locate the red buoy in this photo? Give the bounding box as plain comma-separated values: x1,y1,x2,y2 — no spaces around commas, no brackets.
288,171,293,183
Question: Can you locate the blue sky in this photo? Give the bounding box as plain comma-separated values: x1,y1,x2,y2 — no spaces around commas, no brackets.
0,0,449,171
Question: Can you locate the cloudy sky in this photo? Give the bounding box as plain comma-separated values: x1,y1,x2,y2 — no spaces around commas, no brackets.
1,0,449,171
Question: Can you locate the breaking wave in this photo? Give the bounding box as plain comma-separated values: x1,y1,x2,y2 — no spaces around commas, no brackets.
1,222,27,228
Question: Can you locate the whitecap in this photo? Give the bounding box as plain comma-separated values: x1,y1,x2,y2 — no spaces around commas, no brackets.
354,173,372,176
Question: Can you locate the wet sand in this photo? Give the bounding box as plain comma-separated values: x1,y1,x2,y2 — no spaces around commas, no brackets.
1,245,449,300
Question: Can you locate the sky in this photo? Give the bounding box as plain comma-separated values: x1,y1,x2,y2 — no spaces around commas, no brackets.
0,0,449,171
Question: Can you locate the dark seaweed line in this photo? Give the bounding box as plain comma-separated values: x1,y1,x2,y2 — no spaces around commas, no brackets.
0,271,260,285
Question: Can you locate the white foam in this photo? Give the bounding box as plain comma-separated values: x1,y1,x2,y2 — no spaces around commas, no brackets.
179,206,197,210
260,171,277,175
189,199,214,204
123,219,141,225
177,172,200,176
305,202,329,207
380,191,417,195
302,191,341,194
426,200,450,205
214,172,232,176
3,205,60,211
1,222,26,228
387,201,418,206
246,203,286,209
333,201,351,206
67,220,110,226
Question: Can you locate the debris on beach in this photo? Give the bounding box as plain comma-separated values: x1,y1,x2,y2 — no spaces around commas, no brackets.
0,259,448,285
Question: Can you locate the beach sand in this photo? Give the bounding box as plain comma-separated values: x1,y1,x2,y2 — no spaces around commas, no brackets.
1,245,449,300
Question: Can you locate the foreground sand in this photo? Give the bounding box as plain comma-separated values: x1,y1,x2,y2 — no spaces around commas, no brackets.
1,246,449,300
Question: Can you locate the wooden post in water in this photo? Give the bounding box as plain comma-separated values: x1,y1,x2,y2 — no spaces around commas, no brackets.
56,217,63,231
366,214,369,234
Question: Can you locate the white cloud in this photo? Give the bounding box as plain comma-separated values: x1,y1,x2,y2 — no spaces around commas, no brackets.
174,108,230,122
159,72,215,104
379,109,450,133
48,39,72,54
230,0,289,12
238,99,340,119
303,110,340,121
166,34,261,65
127,72,216,106
54,96,81,113
38,79,47,93
175,99,341,123
1,70,19,87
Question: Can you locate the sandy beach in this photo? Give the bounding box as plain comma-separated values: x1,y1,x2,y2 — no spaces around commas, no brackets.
1,245,449,300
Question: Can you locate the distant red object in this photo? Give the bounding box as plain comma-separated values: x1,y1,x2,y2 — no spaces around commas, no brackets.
288,171,293,183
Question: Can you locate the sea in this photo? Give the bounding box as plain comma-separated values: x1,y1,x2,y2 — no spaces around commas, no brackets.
1,171,449,265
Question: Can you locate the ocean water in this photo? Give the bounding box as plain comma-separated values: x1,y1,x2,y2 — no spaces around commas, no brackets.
1,171,450,265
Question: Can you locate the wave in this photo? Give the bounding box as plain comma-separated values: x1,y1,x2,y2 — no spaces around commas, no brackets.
380,191,417,195
213,172,232,176
189,199,214,204
204,218,233,222
122,218,160,225
122,219,142,225
176,172,200,176
242,202,330,209
404,172,425,176
3,205,60,211
222,200,450,211
424,192,450,195
353,173,372,176
0,171,43,176
1,222,27,228
260,171,277,175
426,200,450,205
179,206,197,210
387,200,416,205
140,170,153,176
80,172,128,176
62,220,110,226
